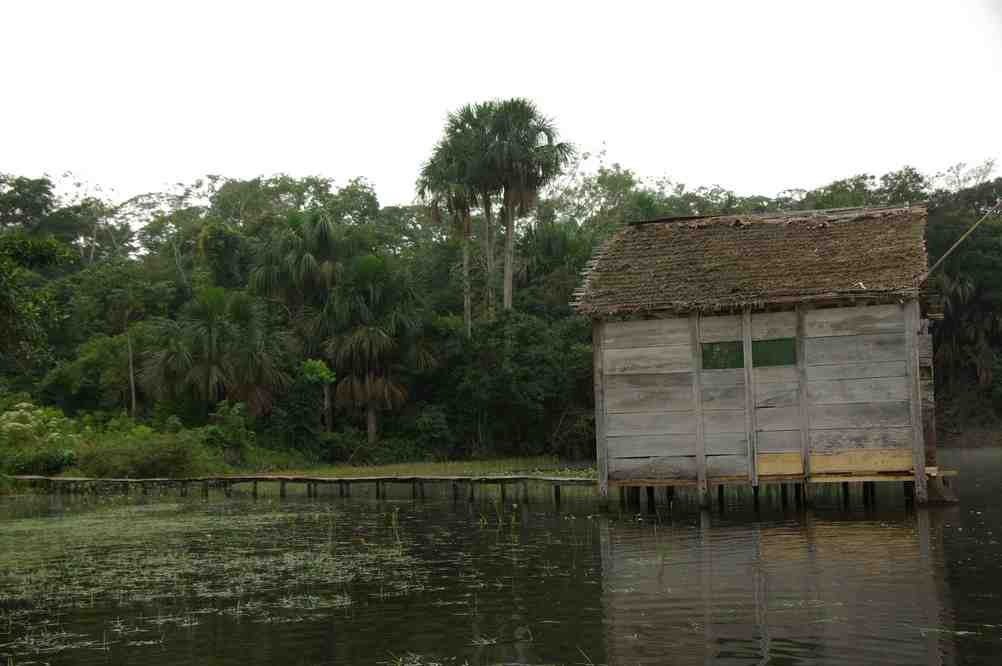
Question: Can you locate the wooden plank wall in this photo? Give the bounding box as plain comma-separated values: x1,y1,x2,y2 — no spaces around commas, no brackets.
803,304,914,474
701,314,749,479
602,318,697,482
751,311,802,476
596,302,926,486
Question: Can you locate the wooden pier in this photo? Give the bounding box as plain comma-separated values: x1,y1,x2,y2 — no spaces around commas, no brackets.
7,473,595,506
6,468,956,509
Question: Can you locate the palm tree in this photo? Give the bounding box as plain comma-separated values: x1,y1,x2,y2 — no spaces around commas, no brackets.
417,142,475,337
445,101,501,317
489,99,574,309
325,254,431,445
140,287,290,418
250,211,349,429
226,292,293,417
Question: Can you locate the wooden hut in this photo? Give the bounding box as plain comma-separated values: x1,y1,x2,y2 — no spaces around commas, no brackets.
574,205,942,504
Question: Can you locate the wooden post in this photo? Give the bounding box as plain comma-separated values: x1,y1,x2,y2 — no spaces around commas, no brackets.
780,483,788,507
224,482,232,498
752,485,760,509
665,486,675,504
553,484,561,506
419,481,425,500
904,480,915,504
905,301,928,503
795,305,811,483
377,481,384,500
742,308,759,486
252,481,258,499
499,481,506,504
344,481,351,497
593,321,608,499
717,484,725,510
202,481,209,498
468,481,475,502
180,482,188,498
520,480,529,504
690,313,709,508
646,486,656,511
280,481,287,499
451,482,458,501
794,482,803,507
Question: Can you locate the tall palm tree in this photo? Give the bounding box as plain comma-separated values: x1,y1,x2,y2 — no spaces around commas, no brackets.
250,211,349,429
325,254,431,445
417,142,475,337
445,101,501,317
489,99,574,310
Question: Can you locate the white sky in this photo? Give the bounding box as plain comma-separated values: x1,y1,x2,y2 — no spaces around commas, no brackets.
3,0,1001,206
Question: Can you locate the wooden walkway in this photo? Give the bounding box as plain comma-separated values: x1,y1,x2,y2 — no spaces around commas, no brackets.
7,469,956,508
8,473,596,504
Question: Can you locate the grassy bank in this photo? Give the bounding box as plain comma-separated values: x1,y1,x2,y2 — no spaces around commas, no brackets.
262,457,596,479
1,399,595,482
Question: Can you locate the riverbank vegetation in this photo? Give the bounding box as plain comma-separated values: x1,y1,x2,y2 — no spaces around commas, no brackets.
2,99,1001,477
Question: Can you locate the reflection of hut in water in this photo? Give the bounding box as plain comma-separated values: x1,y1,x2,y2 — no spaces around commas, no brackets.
598,512,954,664
574,206,948,506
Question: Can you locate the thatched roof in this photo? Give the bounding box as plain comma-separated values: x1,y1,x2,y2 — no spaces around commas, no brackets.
573,205,928,318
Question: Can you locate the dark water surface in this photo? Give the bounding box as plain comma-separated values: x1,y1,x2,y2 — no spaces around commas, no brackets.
2,448,1001,665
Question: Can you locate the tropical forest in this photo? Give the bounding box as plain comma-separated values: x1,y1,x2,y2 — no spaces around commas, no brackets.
2,99,1001,480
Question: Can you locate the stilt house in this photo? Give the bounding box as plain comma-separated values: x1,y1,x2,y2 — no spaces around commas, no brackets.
573,206,938,503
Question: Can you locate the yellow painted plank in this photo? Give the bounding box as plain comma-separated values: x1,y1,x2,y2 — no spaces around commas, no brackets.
809,448,912,474
757,452,803,475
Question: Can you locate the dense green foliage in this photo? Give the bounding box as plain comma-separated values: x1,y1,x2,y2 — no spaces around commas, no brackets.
1,103,999,477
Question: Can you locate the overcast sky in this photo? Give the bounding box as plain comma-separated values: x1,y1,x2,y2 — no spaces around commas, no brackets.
4,0,1001,206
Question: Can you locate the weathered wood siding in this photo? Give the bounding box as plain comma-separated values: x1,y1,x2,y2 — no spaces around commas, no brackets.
603,318,697,481
596,302,929,485
803,304,913,474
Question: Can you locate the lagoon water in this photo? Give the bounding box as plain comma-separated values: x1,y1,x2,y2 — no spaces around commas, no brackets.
2,447,1001,665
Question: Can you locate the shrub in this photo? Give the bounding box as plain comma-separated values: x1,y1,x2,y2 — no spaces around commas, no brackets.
0,401,83,475
76,426,225,478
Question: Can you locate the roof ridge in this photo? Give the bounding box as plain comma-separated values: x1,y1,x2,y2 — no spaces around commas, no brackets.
629,204,926,227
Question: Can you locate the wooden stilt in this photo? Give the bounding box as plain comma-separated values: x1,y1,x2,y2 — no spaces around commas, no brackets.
717,484,725,510
280,481,287,499
419,481,425,500
780,483,788,507
841,482,850,508
646,486,656,510
553,484,561,507
451,482,458,501
500,482,506,504
521,480,529,504
468,481,475,502
794,482,803,507
753,485,760,510
202,481,209,498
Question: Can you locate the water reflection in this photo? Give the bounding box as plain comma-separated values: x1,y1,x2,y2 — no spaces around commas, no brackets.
599,508,954,665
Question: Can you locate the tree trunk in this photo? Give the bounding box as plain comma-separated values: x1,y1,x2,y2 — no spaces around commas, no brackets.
126,330,137,418
482,193,495,318
503,201,515,310
366,404,378,445
462,213,472,338
322,383,333,432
